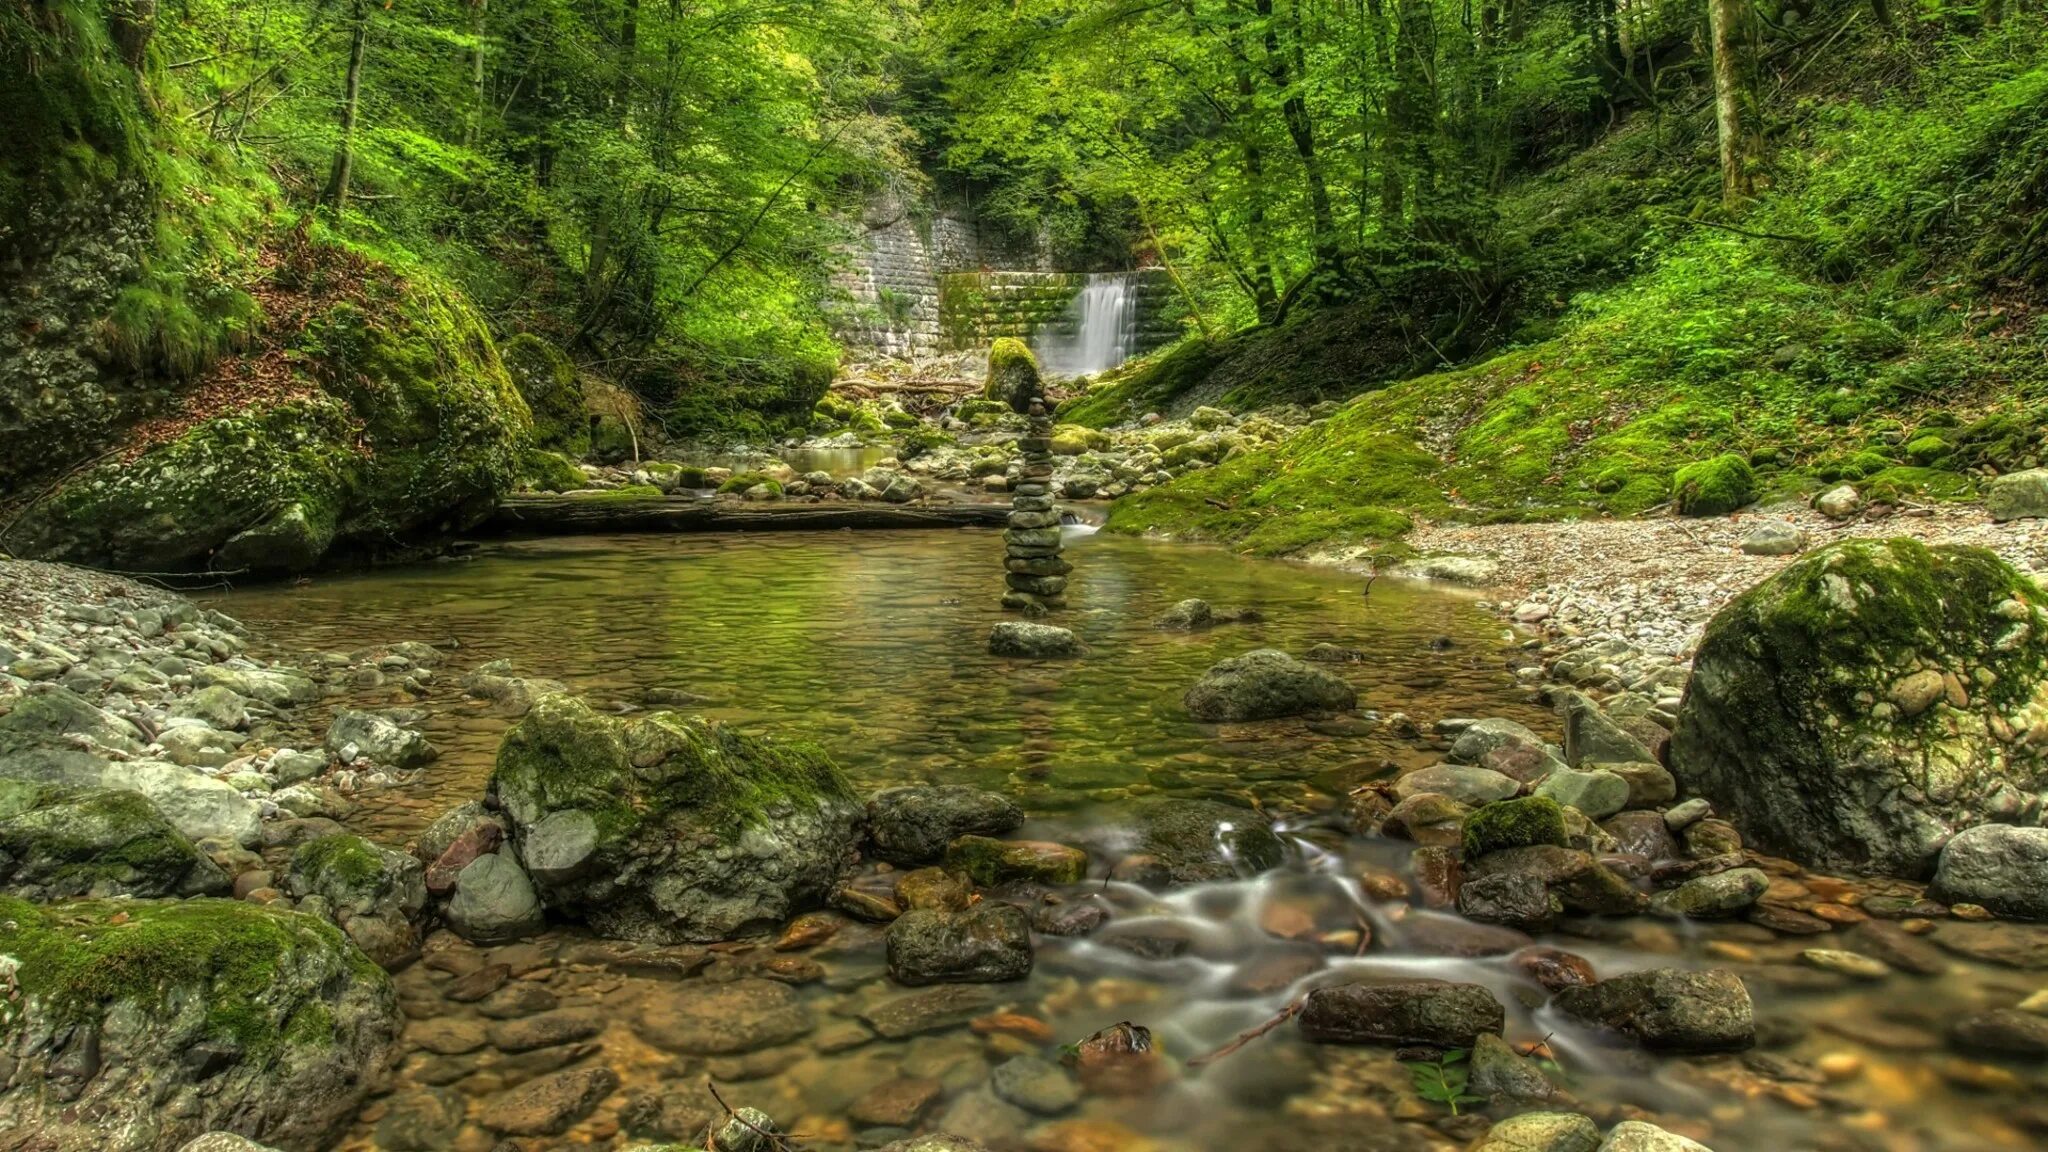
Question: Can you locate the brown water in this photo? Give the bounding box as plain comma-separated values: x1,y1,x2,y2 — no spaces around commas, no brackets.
207,530,2048,1152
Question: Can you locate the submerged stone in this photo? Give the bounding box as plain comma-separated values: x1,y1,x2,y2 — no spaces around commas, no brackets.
867,785,1025,866
1183,649,1356,722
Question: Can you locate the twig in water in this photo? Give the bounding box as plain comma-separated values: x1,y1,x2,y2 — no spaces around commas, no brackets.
704,1078,806,1150
1186,993,1308,1068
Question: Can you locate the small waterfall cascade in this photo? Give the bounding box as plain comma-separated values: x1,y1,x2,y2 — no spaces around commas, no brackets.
1034,272,1139,377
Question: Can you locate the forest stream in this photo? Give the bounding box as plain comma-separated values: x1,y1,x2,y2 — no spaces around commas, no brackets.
185,530,2048,1152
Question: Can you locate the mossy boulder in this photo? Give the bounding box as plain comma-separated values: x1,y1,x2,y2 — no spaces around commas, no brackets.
500,333,589,457
0,895,398,1152
985,338,1044,415
489,693,861,943
1131,798,1286,884
1183,649,1357,721
9,257,531,575
1671,454,1757,517
519,449,588,493
0,784,230,900
285,833,427,968
1462,796,1569,858
1672,538,2048,877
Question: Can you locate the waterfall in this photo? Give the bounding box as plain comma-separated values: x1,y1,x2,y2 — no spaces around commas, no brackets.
1034,272,1138,377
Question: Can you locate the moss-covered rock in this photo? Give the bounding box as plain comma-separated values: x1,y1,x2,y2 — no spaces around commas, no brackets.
716,471,783,496
519,449,588,493
1672,538,2048,876
985,338,1043,415
285,833,426,967
0,895,398,1151
0,784,229,900
501,333,589,457
10,256,532,574
1462,796,1569,858
1672,454,1757,517
489,693,860,942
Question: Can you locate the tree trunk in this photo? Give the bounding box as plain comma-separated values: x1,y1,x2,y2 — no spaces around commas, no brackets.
1257,0,1338,267
321,0,369,212
1707,0,1750,209
1223,20,1281,318
1367,0,1403,223
465,0,487,149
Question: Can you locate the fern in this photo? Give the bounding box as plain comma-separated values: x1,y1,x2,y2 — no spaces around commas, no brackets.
1405,1049,1487,1115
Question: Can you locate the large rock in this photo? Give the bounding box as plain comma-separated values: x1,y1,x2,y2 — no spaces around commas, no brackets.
491,693,860,943
0,784,229,899
886,904,1034,985
1474,1112,1601,1152
285,833,427,967
1183,649,1356,722
1986,468,2048,522
1671,539,2048,877
1131,798,1285,883
1552,968,1754,1052
0,895,399,1152
1297,980,1505,1047
1932,824,2048,919
867,786,1024,865
325,710,436,769
1560,692,1655,766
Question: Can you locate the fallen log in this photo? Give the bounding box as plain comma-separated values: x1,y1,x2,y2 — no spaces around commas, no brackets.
485,493,1011,535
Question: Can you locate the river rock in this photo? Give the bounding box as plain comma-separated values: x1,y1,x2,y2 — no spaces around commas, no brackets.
1183,649,1356,721
1449,718,1548,765
1534,767,1631,819
0,784,228,899
1458,871,1561,930
1604,761,1678,808
447,850,545,942
1949,1008,2048,1056
286,833,427,967
1469,1032,1564,1104
860,985,1002,1039
1398,764,1520,805
867,785,1024,865
886,904,1034,985
989,1054,1078,1115
1131,797,1285,883
1987,468,2048,521
478,1066,620,1136
177,1137,285,1152
491,693,861,942
1671,539,2048,877
1739,524,1808,556
1560,692,1655,766
1155,598,1215,630
0,895,399,1151
1297,980,1505,1047
1474,1112,1601,1152
949,832,1087,883
1649,867,1768,919
1597,1122,1715,1152
1553,968,1755,1052
1467,845,1646,916
987,621,1082,658
1932,824,2048,920
633,977,813,1053
325,709,437,769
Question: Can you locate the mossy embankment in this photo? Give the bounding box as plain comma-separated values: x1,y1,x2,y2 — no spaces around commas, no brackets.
1094,23,2048,557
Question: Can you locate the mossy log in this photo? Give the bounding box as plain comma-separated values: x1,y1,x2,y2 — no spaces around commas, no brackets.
486,494,1011,534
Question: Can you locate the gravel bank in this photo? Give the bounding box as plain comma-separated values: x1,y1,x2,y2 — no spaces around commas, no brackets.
1406,502,2048,658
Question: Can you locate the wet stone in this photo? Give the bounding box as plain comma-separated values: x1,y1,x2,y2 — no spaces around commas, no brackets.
989,1055,1079,1115
478,1065,620,1136
374,1088,466,1151
411,1017,490,1056
443,963,510,1003
861,985,1003,1039
633,978,814,1054
848,1077,945,1127
477,982,559,1020
487,1009,605,1053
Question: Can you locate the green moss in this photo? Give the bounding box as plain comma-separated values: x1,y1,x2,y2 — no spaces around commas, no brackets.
1672,454,1758,517
520,449,588,493
566,483,663,500
717,471,783,496
501,333,589,457
1461,797,1569,858
1721,538,2048,718
490,693,854,846
0,894,387,1055
985,337,1043,412
943,835,1087,886
675,465,709,488
291,834,390,895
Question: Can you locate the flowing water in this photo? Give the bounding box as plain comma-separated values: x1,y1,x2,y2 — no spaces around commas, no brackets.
206,530,2048,1152
1034,273,1139,378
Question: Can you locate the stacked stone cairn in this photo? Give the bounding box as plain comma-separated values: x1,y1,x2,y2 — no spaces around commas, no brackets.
1004,397,1070,614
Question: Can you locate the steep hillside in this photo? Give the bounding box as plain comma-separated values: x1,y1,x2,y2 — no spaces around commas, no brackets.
1099,20,2048,556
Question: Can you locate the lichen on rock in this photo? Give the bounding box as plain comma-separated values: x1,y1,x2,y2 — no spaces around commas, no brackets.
489,692,861,942
1672,537,2048,877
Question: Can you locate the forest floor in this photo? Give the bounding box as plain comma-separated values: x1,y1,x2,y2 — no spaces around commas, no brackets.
1403,502,2048,659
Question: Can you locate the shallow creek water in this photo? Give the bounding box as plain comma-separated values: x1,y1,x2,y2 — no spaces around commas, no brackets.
208,530,2048,1152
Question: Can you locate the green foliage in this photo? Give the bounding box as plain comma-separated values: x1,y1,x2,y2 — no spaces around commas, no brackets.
717,471,784,496
1404,1049,1484,1115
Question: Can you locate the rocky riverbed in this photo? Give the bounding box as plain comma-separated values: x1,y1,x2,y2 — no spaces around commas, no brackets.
6,519,2048,1152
